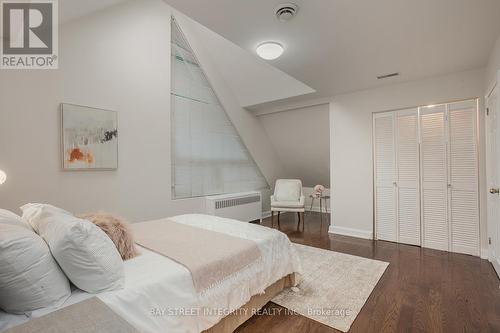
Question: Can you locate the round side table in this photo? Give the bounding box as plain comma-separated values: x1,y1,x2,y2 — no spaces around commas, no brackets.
309,194,330,214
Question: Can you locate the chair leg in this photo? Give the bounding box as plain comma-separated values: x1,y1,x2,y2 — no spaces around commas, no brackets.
301,212,305,232
309,198,314,213
277,212,281,229
297,212,301,230
271,211,274,228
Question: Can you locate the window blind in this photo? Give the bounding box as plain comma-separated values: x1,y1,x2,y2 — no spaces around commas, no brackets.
170,18,268,199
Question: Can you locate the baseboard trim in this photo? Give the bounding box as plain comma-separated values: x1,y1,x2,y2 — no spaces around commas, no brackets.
262,209,330,217
329,225,373,240
492,257,500,279
306,207,331,213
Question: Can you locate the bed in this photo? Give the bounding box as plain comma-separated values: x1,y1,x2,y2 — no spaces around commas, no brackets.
0,214,302,333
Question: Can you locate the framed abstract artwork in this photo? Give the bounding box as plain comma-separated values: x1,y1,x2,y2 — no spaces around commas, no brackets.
61,103,118,170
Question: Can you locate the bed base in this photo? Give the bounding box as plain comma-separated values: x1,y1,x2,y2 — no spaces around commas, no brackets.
204,273,296,333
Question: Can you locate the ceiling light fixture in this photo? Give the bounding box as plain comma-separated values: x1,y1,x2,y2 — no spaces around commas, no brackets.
256,42,284,60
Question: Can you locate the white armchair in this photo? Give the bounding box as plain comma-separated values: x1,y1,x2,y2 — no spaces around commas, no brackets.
271,179,305,230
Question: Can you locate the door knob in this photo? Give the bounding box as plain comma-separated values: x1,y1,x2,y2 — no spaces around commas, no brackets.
490,188,500,194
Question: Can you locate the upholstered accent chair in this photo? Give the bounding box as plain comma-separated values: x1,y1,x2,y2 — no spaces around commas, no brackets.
271,179,305,230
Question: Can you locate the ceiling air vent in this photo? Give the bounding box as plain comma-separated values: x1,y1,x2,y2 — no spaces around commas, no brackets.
275,3,299,22
377,72,400,80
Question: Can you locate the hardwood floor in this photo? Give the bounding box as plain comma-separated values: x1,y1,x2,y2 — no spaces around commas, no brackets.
237,212,500,333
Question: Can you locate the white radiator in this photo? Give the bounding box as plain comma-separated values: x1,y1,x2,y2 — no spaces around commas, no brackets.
205,191,262,223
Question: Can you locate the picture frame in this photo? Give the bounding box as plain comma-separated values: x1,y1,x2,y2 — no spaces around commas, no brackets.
61,103,118,170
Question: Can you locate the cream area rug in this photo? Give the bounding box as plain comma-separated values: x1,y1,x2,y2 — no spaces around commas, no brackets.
273,244,389,332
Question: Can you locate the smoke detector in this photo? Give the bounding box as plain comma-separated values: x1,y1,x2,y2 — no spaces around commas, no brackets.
275,3,299,22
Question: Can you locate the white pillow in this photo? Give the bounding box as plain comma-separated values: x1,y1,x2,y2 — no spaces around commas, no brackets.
0,208,32,230
0,208,21,220
0,223,71,314
21,203,125,293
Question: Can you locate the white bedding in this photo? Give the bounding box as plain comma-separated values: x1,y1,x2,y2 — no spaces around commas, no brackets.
0,214,302,333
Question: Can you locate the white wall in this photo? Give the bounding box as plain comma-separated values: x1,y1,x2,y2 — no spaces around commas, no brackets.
0,0,281,221
329,69,488,251
184,19,314,108
486,35,500,93
258,104,330,187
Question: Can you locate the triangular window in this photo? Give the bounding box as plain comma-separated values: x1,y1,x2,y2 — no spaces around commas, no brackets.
171,18,268,199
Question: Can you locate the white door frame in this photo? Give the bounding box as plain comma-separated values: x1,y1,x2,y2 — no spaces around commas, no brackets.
486,72,500,276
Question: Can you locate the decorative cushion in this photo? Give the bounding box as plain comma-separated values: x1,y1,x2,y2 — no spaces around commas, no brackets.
0,223,71,314
21,203,125,293
275,180,301,201
78,213,139,260
0,208,32,230
271,200,305,208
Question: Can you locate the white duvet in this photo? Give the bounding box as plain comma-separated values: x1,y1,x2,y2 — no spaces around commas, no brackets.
0,214,302,333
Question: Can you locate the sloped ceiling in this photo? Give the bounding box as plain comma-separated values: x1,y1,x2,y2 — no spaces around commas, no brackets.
163,0,500,110
58,0,315,107
258,104,330,187
185,23,315,107
59,0,129,23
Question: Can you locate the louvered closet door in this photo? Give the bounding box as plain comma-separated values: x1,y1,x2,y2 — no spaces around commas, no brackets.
396,109,421,245
374,112,397,242
420,105,449,251
448,100,479,256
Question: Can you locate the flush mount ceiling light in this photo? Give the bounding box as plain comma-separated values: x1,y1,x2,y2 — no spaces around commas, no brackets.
256,42,284,60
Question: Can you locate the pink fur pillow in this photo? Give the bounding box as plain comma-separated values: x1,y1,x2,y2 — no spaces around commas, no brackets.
78,213,138,260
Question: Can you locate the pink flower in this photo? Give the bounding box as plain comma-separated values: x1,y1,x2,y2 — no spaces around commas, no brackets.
313,185,325,198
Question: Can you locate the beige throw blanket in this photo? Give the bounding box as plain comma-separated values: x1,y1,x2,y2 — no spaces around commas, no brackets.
131,219,262,294
3,298,139,333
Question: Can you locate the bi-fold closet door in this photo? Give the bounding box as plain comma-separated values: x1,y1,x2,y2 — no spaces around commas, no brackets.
374,108,420,246
420,105,448,251
374,100,479,256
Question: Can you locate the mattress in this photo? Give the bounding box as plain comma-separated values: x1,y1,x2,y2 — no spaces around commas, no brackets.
0,214,302,333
